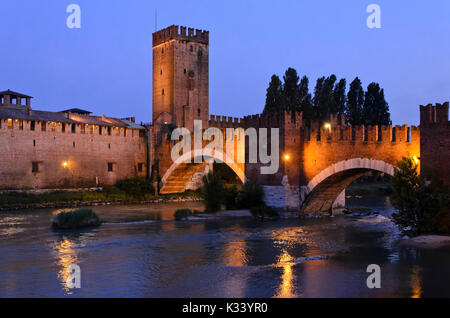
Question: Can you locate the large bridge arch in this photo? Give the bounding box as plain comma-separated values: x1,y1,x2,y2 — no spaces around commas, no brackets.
299,158,395,215
160,149,245,194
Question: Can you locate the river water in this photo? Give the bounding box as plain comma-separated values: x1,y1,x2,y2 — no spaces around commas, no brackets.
1,196,450,298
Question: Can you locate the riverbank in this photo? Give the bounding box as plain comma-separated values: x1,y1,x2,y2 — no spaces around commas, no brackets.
0,189,203,212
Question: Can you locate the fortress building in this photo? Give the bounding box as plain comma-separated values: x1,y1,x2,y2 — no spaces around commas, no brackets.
0,90,147,189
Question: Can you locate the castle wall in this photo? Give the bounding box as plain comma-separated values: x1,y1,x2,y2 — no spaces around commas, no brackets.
420,102,450,184
0,119,147,189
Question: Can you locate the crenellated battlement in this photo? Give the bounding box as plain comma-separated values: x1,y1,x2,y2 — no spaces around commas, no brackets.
208,114,242,128
420,102,449,126
303,123,419,144
152,25,209,47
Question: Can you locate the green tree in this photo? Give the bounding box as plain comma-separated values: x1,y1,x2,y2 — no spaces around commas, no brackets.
346,77,365,125
362,82,391,126
298,75,313,122
283,68,300,114
263,75,284,114
391,157,450,236
202,171,224,212
313,75,337,122
333,78,347,115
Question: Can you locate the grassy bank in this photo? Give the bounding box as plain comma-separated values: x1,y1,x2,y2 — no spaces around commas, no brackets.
0,188,202,209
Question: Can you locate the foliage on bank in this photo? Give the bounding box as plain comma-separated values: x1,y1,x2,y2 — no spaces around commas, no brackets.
201,171,278,218
52,208,101,229
391,157,450,237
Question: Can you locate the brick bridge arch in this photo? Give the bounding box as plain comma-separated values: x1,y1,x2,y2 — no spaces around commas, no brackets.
160,149,245,194
299,158,395,214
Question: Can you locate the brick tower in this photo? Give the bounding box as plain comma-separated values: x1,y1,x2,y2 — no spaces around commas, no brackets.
152,25,209,131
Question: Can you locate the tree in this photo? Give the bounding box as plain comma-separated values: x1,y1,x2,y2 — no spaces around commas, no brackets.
202,171,224,212
313,75,337,122
362,82,391,126
298,75,313,122
333,78,347,115
391,157,450,236
346,77,365,125
263,75,284,114
283,68,300,114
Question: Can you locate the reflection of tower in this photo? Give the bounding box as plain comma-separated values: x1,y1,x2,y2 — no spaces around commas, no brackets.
152,25,209,131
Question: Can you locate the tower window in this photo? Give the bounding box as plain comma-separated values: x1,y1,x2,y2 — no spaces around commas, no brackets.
197,109,201,117
33,140,36,147
32,162,40,173
162,89,165,95
99,126,102,135
41,122,46,132
184,69,186,74
7,119,13,130
160,69,162,75
62,123,66,133
138,163,143,172
30,121,35,131
107,126,111,135
108,162,114,172
71,124,76,133
19,120,24,130
190,45,193,52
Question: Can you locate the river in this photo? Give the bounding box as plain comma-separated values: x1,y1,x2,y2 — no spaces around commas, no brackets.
1,196,450,298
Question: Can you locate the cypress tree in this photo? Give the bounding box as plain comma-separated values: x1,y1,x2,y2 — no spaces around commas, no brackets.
346,77,365,125
283,68,300,114
363,82,391,126
263,75,284,114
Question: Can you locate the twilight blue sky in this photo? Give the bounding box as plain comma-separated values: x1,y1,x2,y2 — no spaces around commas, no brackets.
1,0,449,125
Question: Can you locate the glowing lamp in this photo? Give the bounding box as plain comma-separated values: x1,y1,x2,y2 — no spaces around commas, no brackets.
62,161,68,168
413,156,420,164
324,123,331,130
284,154,290,161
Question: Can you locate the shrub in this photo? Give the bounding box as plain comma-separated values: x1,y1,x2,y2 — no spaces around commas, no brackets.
236,181,264,209
391,157,450,236
223,185,239,210
115,177,153,199
52,208,101,229
250,205,278,219
202,171,224,212
174,209,201,221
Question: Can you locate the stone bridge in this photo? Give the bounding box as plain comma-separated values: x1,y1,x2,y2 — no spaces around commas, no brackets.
152,103,450,216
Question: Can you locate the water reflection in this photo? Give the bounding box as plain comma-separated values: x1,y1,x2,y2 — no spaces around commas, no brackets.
275,251,297,298
52,234,80,294
410,266,422,298
2,198,450,297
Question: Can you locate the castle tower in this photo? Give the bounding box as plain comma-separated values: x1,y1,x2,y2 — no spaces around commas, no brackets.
152,25,209,131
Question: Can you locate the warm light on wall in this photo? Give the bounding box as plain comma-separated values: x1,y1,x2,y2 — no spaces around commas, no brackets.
284,154,290,161
324,123,331,130
62,161,68,168
413,156,420,164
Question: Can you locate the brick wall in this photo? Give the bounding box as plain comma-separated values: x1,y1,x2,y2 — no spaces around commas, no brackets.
0,119,147,189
